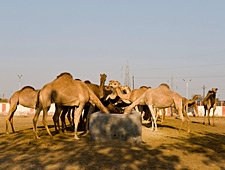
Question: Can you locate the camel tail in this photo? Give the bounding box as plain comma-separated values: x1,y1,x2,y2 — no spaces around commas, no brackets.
88,88,110,114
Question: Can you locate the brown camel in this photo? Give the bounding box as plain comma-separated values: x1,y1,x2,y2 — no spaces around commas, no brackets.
108,81,152,117
60,73,119,132
33,72,110,139
159,94,200,123
182,95,201,116
6,86,74,134
121,85,131,94
124,84,190,133
6,86,40,134
203,88,218,126
108,80,150,105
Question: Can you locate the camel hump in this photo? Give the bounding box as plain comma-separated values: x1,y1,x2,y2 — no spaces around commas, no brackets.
140,86,151,89
20,86,35,91
159,83,170,89
84,80,91,84
56,72,73,79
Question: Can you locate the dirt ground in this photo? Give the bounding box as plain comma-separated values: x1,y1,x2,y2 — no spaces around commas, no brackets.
0,114,225,170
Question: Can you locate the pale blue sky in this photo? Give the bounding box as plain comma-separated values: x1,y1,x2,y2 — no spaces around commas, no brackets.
0,0,225,100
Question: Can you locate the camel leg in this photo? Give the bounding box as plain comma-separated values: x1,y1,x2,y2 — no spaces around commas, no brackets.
85,104,95,132
194,104,199,117
60,107,68,132
67,108,73,127
6,105,17,134
148,105,157,131
153,108,157,131
203,107,207,125
53,107,62,133
207,109,211,125
183,109,190,133
42,107,52,138
161,109,166,123
33,107,42,139
212,105,216,126
178,110,185,133
74,103,85,139
71,107,75,129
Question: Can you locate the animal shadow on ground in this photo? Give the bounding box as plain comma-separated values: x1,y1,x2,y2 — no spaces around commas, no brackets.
0,116,225,170
142,121,178,130
0,123,181,170
166,132,225,170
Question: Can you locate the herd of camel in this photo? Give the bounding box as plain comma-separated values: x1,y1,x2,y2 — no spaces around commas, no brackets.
5,72,218,139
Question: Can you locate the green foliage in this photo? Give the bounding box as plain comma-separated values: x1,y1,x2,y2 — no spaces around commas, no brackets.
0,98,8,103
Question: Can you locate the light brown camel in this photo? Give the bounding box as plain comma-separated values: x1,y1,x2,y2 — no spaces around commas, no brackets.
108,80,150,105
33,72,110,139
6,86,40,134
121,85,131,94
203,88,218,126
183,95,201,116
60,73,119,132
124,84,190,133
6,86,75,134
108,81,152,117
159,94,201,123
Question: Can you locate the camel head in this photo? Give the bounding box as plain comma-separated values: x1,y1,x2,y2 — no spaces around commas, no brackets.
100,74,107,82
121,85,131,93
109,80,120,88
212,88,218,94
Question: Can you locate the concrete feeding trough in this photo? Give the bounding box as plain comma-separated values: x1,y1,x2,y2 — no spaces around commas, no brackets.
89,110,142,144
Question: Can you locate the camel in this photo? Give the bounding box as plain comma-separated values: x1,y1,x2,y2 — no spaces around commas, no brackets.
121,85,131,94
203,88,218,126
124,84,190,133
33,72,110,139
108,80,150,105
159,94,201,123
182,95,201,116
6,86,40,134
60,73,119,132
6,85,76,135
108,81,152,116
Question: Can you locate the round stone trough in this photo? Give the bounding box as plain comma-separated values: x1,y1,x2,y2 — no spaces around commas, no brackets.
89,110,142,144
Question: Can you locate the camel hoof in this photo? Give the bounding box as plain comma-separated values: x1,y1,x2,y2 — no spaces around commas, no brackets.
34,136,40,140
74,136,80,140
6,131,9,134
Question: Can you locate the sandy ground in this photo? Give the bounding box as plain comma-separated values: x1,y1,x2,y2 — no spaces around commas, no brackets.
0,115,225,170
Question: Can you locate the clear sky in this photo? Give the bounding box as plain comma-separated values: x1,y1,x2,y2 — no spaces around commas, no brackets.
0,0,225,100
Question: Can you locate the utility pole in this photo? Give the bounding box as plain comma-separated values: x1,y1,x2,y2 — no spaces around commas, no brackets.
132,75,134,90
171,75,174,91
124,60,131,88
202,85,206,99
183,79,192,99
18,74,22,89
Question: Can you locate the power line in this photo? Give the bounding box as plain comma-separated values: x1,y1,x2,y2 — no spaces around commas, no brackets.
130,63,225,71
135,75,225,79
